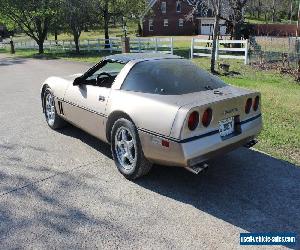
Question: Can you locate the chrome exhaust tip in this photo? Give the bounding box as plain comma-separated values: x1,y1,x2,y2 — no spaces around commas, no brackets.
244,139,258,148
186,163,209,174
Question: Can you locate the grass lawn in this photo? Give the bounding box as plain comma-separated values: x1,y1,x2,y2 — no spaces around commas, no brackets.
0,48,299,166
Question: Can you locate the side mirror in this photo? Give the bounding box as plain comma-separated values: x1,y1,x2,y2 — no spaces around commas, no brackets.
73,77,82,86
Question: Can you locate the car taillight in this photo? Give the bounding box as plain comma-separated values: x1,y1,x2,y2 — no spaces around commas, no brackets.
188,111,199,131
202,108,212,127
253,96,259,111
245,98,252,114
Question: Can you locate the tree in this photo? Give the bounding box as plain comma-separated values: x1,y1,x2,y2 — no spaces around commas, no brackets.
187,0,229,72
0,0,59,53
97,0,146,46
227,0,248,39
62,0,98,53
210,0,222,73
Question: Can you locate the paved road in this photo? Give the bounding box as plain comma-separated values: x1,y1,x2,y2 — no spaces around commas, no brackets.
0,54,299,249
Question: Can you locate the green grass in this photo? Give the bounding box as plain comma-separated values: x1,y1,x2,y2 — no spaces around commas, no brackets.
1,48,299,166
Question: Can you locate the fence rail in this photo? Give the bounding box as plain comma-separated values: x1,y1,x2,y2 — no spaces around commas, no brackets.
191,38,249,64
2,37,174,54
11,38,123,52
130,37,173,54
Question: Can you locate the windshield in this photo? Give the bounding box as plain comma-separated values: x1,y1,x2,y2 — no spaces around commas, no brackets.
121,59,227,95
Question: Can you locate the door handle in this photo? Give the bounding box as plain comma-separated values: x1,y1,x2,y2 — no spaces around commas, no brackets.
98,95,106,102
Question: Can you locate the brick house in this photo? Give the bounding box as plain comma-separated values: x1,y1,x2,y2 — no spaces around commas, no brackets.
141,0,229,36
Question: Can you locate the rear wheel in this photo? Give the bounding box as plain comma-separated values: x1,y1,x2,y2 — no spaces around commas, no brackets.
111,118,152,180
43,88,66,129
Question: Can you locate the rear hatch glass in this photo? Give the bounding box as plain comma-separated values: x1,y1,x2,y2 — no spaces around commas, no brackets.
121,59,227,95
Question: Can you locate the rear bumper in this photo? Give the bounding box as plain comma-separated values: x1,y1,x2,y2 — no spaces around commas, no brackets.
138,114,262,167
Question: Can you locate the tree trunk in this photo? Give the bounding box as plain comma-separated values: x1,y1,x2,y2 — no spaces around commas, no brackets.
55,31,58,45
211,11,220,73
74,35,80,53
289,0,293,24
38,42,44,54
104,2,110,48
257,0,261,19
271,0,276,23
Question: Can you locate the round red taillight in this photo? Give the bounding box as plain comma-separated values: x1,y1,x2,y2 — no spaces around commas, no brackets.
245,98,252,114
253,96,259,111
188,111,199,131
202,108,212,127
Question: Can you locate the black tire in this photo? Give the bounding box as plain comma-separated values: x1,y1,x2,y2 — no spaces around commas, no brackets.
43,88,67,130
111,118,152,180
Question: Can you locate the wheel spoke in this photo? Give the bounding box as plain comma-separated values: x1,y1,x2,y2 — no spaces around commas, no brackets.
126,139,134,150
126,151,134,164
121,129,127,141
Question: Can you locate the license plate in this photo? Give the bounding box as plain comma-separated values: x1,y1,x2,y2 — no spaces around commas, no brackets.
219,117,235,137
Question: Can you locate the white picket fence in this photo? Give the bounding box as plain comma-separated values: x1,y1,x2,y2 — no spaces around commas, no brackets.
8,37,174,54
130,37,173,54
13,38,122,52
2,36,250,65
191,38,249,64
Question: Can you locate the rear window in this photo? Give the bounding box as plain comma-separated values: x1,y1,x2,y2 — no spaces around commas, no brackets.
121,59,227,95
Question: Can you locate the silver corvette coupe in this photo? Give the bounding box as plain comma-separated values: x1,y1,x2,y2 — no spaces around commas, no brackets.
41,53,262,179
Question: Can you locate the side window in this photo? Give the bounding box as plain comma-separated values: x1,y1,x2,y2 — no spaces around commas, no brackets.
85,62,125,87
161,1,166,13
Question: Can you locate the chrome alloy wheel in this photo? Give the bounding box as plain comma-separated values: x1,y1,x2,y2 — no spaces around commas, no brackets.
45,93,55,126
114,126,137,171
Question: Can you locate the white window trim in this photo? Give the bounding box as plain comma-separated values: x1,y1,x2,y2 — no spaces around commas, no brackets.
161,1,166,13
176,1,181,13
164,19,168,27
149,19,154,31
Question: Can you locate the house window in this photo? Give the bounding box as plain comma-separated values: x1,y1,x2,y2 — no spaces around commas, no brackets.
161,1,166,13
207,9,213,17
178,18,184,27
176,1,181,13
149,19,154,31
164,19,168,27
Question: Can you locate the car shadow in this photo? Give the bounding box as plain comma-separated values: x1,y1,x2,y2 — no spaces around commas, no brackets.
0,57,26,66
57,125,113,160
57,125,300,249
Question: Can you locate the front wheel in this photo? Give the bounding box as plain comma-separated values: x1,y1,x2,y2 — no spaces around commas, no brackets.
111,118,152,180
43,88,66,129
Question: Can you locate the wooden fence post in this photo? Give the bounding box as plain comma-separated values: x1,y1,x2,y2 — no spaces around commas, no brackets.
244,39,249,65
215,40,219,61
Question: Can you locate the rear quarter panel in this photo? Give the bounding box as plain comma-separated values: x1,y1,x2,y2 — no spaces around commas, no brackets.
106,90,180,137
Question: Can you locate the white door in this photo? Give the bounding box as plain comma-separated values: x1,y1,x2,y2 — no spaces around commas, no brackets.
201,24,213,35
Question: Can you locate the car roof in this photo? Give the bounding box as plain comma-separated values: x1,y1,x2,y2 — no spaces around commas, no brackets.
104,53,182,63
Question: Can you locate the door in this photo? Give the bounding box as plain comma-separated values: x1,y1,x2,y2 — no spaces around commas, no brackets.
63,85,110,141
62,60,125,142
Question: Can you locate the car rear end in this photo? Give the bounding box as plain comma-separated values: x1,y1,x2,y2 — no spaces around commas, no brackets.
167,86,262,169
